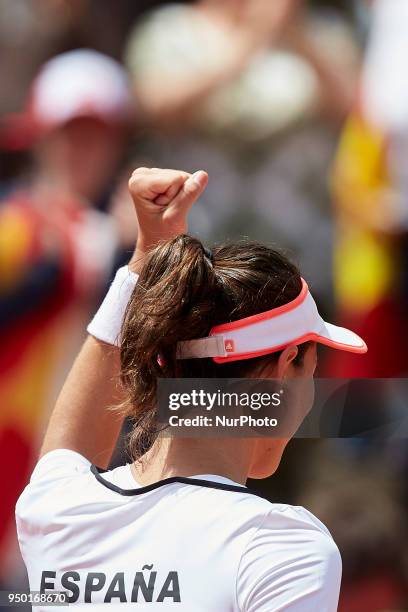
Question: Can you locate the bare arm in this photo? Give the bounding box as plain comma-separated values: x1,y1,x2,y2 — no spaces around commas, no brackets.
40,168,208,466
40,338,125,467
137,0,300,125
283,21,358,122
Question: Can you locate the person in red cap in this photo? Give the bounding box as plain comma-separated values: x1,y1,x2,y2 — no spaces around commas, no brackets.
0,49,133,580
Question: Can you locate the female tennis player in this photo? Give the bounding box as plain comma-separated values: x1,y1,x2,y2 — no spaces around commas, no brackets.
16,168,367,611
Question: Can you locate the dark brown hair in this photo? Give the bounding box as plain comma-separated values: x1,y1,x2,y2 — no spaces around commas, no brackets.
120,234,310,459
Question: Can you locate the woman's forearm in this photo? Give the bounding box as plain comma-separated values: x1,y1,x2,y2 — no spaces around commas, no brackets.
40,337,125,467
39,244,148,466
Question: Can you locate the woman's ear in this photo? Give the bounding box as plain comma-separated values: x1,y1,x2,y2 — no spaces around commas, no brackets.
277,345,298,379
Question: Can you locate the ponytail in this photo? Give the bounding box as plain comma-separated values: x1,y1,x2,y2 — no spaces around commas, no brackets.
120,235,217,456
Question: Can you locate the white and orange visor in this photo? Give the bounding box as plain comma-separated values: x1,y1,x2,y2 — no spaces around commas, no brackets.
177,279,367,364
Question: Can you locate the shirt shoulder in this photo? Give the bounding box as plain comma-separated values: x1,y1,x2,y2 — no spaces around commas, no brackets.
15,449,93,533
236,503,342,612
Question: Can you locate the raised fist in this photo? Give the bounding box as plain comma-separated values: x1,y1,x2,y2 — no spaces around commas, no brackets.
128,168,208,250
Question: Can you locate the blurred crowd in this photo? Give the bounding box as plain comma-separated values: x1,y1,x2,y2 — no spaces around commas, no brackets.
1,1,408,610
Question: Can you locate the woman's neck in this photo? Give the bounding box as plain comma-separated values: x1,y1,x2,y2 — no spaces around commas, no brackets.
131,437,255,486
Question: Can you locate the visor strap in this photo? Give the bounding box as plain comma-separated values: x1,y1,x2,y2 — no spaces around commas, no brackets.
177,336,225,359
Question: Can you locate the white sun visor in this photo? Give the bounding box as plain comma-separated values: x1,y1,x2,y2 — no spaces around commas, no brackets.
177,279,367,363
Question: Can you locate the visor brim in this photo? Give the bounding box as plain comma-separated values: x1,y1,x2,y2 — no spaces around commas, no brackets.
316,321,367,354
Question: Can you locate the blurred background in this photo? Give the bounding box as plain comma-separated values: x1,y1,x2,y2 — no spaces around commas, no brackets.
1,0,408,610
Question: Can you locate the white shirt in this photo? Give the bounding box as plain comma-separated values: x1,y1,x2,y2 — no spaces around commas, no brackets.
16,449,341,611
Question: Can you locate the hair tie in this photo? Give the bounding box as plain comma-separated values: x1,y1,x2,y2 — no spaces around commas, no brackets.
157,353,166,367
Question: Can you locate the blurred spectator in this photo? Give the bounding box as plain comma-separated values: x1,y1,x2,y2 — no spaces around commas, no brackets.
0,49,132,582
125,0,304,128
124,0,359,300
125,0,357,131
